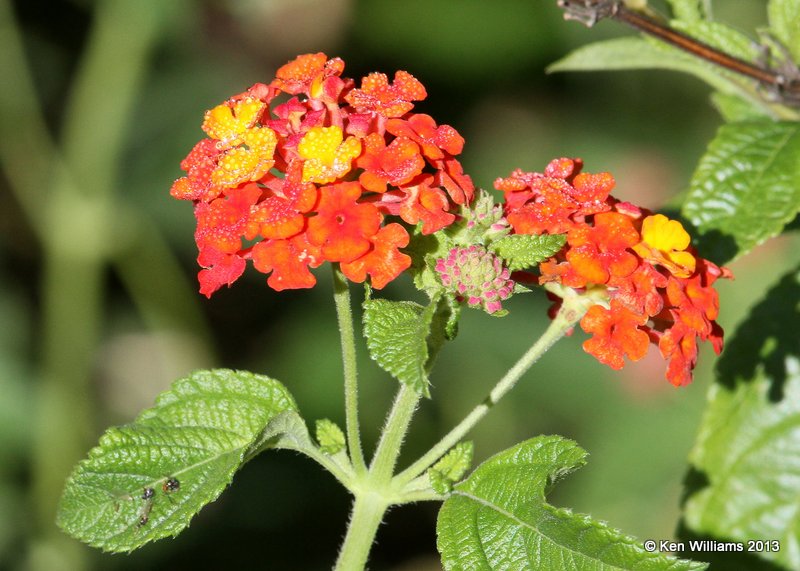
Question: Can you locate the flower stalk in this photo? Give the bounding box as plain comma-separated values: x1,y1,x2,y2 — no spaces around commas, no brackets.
395,289,591,488
332,265,367,474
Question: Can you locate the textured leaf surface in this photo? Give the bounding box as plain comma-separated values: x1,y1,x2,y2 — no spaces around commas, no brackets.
57,369,298,552
437,436,707,571
683,120,800,263
363,296,449,397
428,442,473,495
491,234,565,271
315,418,346,455
682,268,800,569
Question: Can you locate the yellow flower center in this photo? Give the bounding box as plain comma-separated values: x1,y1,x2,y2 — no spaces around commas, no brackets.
202,98,265,148
633,214,696,277
298,126,361,184
211,127,278,188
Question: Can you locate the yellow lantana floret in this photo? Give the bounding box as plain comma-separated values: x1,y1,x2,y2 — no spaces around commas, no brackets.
633,214,696,277
298,126,361,184
212,127,277,188
202,98,265,148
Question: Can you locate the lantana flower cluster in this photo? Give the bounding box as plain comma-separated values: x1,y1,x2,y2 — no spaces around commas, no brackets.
171,53,473,295
496,158,731,386
171,54,729,387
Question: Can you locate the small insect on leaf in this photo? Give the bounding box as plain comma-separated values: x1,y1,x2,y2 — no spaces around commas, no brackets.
162,477,180,494
137,489,156,527
57,369,302,552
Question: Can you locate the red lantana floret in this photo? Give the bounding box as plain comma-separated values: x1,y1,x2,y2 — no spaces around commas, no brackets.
344,71,427,118
500,158,731,386
172,53,474,296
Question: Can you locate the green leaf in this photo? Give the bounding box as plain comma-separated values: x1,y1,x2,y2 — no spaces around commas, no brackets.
666,0,705,22
57,369,299,552
363,295,451,397
248,409,312,456
548,37,666,73
548,37,750,98
709,92,771,122
671,20,761,64
490,233,565,271
437,436,707,571
428,442,474,495
768,0,800,62
681,267,800,570
315,419,346,455
406,229,454,296
682,120,800,263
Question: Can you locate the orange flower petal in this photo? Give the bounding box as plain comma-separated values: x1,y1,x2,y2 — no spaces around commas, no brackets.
340,223,411,289
306,182,381,262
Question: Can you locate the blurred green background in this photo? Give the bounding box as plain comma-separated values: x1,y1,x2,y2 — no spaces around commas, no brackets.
2,0,798,570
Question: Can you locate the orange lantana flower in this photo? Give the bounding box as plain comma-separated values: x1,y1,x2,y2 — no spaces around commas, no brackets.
306,182,381,263
345,71,427,118
357,133,425,193
172,53,473,296
340,223,411,289
581,301,650,370
502,157,730,386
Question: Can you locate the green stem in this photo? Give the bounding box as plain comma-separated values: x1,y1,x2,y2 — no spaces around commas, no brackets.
331,387,420,571
332,290,592,569
369,384,421,484
245,436,354,488
332,266,367,473
395,291,591,488
334,492,389,571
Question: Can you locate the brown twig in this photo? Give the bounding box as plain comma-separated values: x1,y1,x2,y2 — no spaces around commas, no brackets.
557,0,800,106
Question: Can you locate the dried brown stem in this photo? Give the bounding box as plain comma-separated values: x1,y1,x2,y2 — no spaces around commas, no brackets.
557,0,800,106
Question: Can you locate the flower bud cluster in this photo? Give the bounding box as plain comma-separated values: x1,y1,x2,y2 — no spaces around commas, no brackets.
435,245,514,314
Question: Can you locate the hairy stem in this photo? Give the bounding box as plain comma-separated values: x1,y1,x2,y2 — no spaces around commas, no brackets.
395,289,592,488
370,383,421,483
334,381,421,570
334,492,389,571
332,265,367,473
